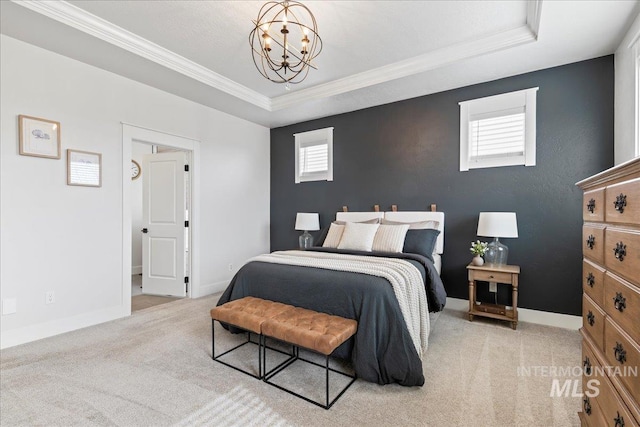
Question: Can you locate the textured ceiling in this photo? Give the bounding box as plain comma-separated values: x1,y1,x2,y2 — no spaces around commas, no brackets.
1,1,638,128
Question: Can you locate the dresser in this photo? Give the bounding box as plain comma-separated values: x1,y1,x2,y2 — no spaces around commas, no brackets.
576,157,640,427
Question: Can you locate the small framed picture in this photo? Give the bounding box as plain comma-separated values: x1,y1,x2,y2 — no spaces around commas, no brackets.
19,115,61,159
67,149,102,187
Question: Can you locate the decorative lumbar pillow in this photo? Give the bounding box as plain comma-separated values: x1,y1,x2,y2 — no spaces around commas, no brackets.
333,218,380,225
372,224,410,253
337,222,380,251
322,223,345,248
403,228,441,261
381,218,439,230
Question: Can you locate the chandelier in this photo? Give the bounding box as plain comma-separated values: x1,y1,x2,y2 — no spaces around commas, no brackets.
249,1,322,86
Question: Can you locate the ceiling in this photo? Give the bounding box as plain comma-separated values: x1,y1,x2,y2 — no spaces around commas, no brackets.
1,1,638,128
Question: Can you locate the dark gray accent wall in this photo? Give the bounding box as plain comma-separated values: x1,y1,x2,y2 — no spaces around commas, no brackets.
270,56,614,316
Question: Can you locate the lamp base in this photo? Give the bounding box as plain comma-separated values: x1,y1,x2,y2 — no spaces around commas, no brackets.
484,237,509,265
299,230,313,249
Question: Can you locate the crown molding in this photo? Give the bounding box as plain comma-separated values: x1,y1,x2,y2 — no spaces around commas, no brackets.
12,0,272,111
271,24,537,111
14,0,543,114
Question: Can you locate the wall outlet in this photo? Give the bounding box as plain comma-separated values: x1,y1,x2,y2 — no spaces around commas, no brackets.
45,291,55,305
228,263,233,272
489,282,497,293
2,298,17,315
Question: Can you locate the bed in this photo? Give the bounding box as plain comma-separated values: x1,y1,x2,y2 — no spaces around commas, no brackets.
217,211,446,386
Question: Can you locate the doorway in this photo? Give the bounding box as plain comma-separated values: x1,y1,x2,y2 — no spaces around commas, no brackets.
122,124,201,316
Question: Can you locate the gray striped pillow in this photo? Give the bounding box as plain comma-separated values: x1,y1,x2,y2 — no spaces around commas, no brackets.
372,224,410,253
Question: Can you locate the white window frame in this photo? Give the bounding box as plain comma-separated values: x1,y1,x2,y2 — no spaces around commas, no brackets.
294,127,334,183
459,87,538,171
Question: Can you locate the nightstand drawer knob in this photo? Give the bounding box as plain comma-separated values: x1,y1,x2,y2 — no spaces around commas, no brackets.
614,342,627,364
489,275,494,279
614,242,626,261
583,356,592,375
587,311,595,326
586,235,595,250
583,396,592,415
613,292,626,312
586,272,595,287
614,193,627,213
614,411,625,427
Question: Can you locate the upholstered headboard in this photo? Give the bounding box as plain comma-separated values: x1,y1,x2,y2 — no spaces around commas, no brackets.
334,211,445,254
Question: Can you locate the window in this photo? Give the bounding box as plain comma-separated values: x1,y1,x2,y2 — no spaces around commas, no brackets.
294,127,333,183
459,87,538,171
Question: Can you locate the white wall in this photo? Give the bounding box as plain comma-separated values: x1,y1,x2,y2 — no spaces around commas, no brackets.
0,35,270,348
131,142,152,275
615,13,640,164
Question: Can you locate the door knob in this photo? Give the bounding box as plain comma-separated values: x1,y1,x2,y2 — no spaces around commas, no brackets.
141,228,148,233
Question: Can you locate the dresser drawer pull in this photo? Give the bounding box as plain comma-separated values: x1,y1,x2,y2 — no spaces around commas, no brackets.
613,292,626,312
587,198,596,213
614,242,627,261
583,396,592,415
614,411,625,427
614,342,627,364
587,235,596,250
586,272,595,287
614,193,627,213
586,311,595,326
583,356,592,375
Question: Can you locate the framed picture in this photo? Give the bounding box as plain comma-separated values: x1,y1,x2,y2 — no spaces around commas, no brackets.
67,149,102,187
19,115,61,159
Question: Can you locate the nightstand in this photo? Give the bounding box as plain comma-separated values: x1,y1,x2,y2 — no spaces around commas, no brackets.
467,264,520,329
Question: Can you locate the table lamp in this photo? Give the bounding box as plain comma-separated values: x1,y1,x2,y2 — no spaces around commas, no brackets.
477,212,518,265
295,213,320,249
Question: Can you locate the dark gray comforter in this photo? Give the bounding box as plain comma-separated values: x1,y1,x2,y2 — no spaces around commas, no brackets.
216,248,446,386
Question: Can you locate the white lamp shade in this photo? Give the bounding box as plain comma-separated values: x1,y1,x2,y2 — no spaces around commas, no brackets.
477,212,518,238
295,213,320,231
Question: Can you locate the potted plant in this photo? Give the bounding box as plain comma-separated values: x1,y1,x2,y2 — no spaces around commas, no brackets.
470,240,488,266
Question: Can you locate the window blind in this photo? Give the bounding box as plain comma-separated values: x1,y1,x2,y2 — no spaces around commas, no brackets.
299,143,328,174
470,110,525,162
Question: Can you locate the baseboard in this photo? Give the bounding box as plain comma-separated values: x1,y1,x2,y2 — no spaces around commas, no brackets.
445,297,582,330
196,280,229,298
131,265,142,275
0,305,129,349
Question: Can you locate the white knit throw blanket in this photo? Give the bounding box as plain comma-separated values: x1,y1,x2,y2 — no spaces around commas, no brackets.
250,250,430,358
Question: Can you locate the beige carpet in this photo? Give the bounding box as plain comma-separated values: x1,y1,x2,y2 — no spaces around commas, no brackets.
131,294,181,312
0,294,581,426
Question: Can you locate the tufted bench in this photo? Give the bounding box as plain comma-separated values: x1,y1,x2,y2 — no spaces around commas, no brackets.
210,296,293,379
211,296,358,409
261,306,358,409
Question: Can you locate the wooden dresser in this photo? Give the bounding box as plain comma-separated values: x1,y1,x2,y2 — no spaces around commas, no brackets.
577,157,640,427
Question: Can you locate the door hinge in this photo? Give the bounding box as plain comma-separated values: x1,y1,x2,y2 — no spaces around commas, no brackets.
184,164,189,172
185,220,189,227
185,276,189,293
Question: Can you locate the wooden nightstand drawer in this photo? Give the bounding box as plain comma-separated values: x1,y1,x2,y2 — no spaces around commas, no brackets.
604,318,640,403
604,272,640,343
584,188,605,222
606,178,640,225
583,294,605,351
583,224,605,264
583,259,605,307
469,269,512,284
604,227,640,284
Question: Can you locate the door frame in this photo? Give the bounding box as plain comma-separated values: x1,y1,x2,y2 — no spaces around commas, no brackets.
122,123,201,315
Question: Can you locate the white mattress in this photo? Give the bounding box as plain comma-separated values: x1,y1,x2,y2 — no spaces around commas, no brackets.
432,254,441,275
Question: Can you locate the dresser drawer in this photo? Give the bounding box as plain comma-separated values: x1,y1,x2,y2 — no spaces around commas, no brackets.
583,225,605,264
595,368,640,427
583,259,605,307
604,318,640,405
583,294,605,351
468,270,512,284
584,188,605,222
604,272,640,344
604,227,640,284
606,177,640,225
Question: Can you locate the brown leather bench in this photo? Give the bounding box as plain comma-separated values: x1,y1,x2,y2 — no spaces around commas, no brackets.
211,296,358,409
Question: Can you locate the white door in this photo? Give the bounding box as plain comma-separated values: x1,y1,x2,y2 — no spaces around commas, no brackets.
142,151,187,297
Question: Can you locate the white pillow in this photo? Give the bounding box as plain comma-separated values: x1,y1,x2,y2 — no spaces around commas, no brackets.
372,224,410,253
337,223,380,251
381,218,440,230
322,223,345,248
